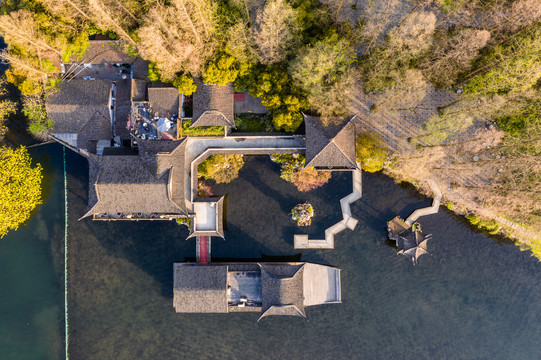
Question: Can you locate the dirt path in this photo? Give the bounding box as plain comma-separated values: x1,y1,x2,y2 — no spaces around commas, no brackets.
352,81,537,245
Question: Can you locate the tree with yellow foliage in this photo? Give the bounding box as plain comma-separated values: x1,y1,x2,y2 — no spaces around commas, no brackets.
356,132,388,172
198,154,245,183
0,146,43,238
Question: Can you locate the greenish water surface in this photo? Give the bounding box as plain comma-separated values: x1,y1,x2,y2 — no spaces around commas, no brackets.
0,144,64,360
1,143,541,360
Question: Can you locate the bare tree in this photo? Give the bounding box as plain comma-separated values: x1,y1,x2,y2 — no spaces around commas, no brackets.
137,0,218,78
388,10,436,58
373,69,430,112
40,0,140,46
225,21,257,63
87,0,138,46
0,10,64,56
423,29,491,88
253,0,300,64
0,78,17,139
0,50,51,78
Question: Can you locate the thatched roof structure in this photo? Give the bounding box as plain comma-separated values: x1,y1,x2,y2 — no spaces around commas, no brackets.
388,217,431,264
387,216,409,236
303,114,358,170
191,79,235,128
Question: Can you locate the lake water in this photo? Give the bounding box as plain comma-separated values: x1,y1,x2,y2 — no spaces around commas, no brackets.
1,143,540,359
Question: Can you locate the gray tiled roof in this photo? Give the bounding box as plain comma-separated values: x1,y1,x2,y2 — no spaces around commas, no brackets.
113,79,132,140
67,40,135,64
259,264,306,320
191,79,234,127
148,86,180,117
84,154,185,216
131,79,147,102
47,79,112,134
86,154,101,213
171,262,341,318
132,58,149,80
304,114,358,170
136,138,187,210
173,264,228,313
187,197,225,239
77,112,111,151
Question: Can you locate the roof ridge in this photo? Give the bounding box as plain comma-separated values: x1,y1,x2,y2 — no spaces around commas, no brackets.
257,304,307,322
77,110,108,133
259,263,304,280
167,166,188,216
331,127,358,169
191,110,235,128
305,140,353,169
79,160,103,220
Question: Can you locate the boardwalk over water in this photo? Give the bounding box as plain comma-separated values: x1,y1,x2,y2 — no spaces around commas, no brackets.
196,236,210,263
405,179,442,225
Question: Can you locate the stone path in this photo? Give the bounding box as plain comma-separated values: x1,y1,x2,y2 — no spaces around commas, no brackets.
405,179,442,225
294,168,362,249
184,135,306,208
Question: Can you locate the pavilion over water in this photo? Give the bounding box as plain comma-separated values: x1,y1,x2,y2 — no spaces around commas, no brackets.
45,43,353,321
173,262,341,320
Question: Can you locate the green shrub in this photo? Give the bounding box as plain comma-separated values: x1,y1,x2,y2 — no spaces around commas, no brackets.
181,120,224,137
148,62,161,82
203,53,251,86
238,64,308,132
173,74,197,95
176,217,191,227
270,154,331,191
234,113,274,132
198,154,245,183
22,95,53,134
466,213,502,235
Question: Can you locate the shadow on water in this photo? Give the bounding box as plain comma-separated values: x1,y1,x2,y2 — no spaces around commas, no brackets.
68,155,346,299
0,143,65,360
60,149,541,360
186,253,303,263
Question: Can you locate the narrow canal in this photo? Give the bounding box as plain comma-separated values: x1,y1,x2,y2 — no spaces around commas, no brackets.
1,144,540,359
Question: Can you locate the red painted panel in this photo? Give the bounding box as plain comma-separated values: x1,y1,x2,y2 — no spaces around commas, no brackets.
234,93,245,101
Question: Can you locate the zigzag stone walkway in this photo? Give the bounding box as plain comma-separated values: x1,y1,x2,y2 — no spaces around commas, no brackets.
294,168,362,249
405,179,442,225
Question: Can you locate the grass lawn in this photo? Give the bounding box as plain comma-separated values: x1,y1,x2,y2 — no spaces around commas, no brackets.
180,119,224,136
